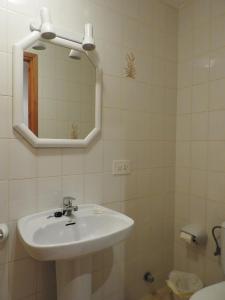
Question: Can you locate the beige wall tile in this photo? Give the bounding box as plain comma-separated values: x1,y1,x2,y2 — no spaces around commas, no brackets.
178,61,192,88
204,259,225,285
123,17,139,49
193,0,210,28
175,191,190,220
190,169,207,197
37,149,61,177
189,195,206,224
212,0,225,17
209,111,225,140
103,75,121,109
62,175,84,204
62,149,84,175
176,142,191,168
0,263,8,299
8,222,28,262
177,88,192,114
178,29,193,61
192,83,208,113
84,141,103,173
9,139,36,179
193,22,210,57
210,78,225,110
191,112,208,141
8,258,36,300
208,141,225,171
0,96,12,138
84,173,103,204
37,177,62,210
211,14,225,50
9,179,37,221
210,48,225,81
175,167,190,194
192,55,209,85
174,243,188,271
206,200,225,232
208,171,225,202
0,180,8,223
191,141,207,170
176,114,191,141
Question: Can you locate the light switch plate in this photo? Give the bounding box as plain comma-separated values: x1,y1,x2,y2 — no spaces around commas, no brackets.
112,160,131,175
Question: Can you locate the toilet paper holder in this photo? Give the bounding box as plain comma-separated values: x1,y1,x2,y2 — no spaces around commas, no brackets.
180,224,207,245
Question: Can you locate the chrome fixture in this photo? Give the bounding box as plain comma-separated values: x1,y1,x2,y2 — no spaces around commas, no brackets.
63,196,78,217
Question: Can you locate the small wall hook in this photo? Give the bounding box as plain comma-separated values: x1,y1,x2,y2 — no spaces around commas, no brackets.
144,272,155,283
0,224,8,242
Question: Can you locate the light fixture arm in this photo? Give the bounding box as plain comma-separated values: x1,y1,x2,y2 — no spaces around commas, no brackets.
30,23,82,45
40,7,52,26
30,7,95,50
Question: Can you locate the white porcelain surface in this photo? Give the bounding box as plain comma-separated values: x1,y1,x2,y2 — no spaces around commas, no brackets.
190,282,225,300
17,204,134,261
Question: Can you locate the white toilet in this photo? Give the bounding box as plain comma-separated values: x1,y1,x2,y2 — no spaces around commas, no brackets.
191,223,225,300
190,282,225,300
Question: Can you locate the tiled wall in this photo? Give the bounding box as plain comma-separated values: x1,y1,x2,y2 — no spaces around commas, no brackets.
175,0,225,286
0,0,177,299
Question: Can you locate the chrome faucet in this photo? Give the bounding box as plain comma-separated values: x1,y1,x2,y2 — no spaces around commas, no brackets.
63,196,78,217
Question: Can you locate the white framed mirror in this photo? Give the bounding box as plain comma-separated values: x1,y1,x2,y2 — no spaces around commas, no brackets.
13,13,102,148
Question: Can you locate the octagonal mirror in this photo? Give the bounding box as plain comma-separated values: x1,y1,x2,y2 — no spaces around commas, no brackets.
13,31,101,148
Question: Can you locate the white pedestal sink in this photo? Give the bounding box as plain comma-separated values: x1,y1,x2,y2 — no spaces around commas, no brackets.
17,204,134,300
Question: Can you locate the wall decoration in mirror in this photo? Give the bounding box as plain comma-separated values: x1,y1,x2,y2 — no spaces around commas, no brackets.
125,52,136,79
13,7,102,148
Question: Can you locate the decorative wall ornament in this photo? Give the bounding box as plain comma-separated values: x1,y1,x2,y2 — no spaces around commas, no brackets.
125,52,136,79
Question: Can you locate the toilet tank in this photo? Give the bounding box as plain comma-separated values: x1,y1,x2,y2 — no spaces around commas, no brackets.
221,223,225,274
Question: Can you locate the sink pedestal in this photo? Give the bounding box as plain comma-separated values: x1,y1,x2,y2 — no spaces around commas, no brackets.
56,257,92,300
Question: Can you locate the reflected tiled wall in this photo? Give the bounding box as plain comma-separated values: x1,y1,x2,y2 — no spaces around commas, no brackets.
175,0,225,286
0,0,177,299
33,45,95,139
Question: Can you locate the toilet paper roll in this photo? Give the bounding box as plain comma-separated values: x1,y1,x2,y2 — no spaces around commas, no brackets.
180,231,193,244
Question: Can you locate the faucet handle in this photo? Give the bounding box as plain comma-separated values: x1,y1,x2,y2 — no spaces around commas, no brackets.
63,196,76,207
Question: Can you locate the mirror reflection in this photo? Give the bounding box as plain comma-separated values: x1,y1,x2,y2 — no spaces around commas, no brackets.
23,41,96,139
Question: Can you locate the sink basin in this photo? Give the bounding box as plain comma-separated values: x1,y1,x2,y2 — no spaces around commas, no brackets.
17,204,134,261
18,204,134,300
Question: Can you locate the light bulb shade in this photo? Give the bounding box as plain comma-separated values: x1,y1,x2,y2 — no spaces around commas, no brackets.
69,49,81,60
40,7,56,40
82,23,95,51
32,42,46,50
41,22,56,39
